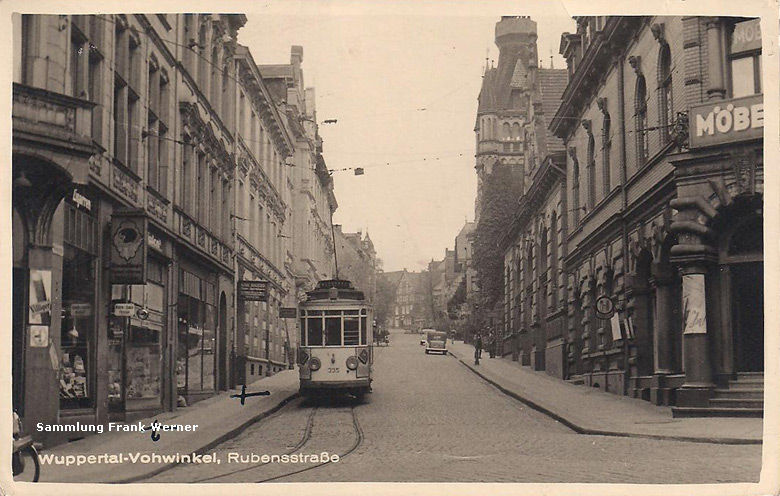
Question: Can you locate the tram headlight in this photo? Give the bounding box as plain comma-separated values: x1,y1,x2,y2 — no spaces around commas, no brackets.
309,357,322,371
345,356,359,370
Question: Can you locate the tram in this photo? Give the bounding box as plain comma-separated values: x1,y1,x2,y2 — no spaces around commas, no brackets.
297,279,374,399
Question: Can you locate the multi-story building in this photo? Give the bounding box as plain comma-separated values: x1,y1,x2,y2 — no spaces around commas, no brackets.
232,42,295,383
332,226,377,302
12,14,247,445
259,47,338,300
12,13,342,447
548,16,764,415
493,17,569,371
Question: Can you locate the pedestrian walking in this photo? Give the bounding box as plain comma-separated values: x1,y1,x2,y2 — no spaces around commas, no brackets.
488,332,496,358
474,333,483,359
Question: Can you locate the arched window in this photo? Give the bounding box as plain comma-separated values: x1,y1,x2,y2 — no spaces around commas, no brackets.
502,122,511,140
569,147,581,224
635,75,649,165
602,113,611,194
197,22,208,91
210,45,220,104
512,122,522,140
222,61,230,120
586,128,596,209
658,43,673,145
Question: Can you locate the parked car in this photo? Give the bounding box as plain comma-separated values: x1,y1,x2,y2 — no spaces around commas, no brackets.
423,329,448,355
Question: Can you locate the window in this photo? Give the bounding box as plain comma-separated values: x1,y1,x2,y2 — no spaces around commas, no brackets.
550,213,559,308
658,44,673,145
182,141,192,213
729,19,762,98
635,75,649,165
586,128,596,209
569,147,581,224
602,113,611,194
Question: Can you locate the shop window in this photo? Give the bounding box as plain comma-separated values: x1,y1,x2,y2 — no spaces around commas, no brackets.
729,18,762,98
60,197,97,410
177,271,216,393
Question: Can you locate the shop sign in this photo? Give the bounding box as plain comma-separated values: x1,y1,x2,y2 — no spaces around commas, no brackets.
29,325,49,347
114,303,136,317
28,269,51,325
279,307,297,319
110,212,148,284
239,280,269,301
689,94,763,149
70,303,92,317
69,188,93,213
731,18,761,55
595,295,615,320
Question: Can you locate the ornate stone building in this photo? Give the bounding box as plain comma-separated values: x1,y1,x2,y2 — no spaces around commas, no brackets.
549,16,763,416
12,13,341,447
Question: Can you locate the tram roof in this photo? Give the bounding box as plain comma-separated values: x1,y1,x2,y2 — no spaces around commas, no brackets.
305,279,366,301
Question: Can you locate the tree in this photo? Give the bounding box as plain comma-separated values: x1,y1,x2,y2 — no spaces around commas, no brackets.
472,162,523,322
374,273,398,328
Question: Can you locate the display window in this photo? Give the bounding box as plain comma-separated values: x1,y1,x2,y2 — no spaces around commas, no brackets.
60,198,97,409
108,258,166,412
177,268,217,394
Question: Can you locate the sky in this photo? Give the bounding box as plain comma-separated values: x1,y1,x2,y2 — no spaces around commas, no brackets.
239,1,576,272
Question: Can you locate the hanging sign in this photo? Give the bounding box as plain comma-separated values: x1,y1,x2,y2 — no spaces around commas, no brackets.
110,211,148,284
595,295,615,320
113,303,136,317
239,280,269,301
279,307,297,319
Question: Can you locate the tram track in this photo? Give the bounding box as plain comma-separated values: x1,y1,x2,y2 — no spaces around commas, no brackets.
255,404,364,483
190,404,319,483
187,398,365,483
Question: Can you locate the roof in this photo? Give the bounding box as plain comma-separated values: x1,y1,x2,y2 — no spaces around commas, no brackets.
477,68,499,114
536,68,568,153
258,64,294,79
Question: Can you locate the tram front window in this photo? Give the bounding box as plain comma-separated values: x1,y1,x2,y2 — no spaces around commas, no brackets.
325,317,341,345
308,318,323,346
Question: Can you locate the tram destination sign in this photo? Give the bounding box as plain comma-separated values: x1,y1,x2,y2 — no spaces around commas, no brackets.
239,280,268,301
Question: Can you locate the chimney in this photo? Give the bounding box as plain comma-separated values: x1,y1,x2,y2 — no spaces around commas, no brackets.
291,45,304,66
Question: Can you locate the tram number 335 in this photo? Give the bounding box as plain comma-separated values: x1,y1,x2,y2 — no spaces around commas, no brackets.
327,367,340,374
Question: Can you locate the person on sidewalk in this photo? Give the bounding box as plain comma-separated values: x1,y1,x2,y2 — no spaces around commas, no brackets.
474,333,483,359
488,331,496,358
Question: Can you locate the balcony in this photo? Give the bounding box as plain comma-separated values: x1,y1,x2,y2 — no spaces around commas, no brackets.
13,83,96,156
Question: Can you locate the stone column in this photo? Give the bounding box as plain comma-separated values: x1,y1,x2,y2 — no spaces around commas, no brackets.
676,264,715,407
705,17,726,101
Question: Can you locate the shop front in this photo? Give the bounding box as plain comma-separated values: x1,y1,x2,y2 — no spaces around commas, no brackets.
176,260,219,406
107,224,172,420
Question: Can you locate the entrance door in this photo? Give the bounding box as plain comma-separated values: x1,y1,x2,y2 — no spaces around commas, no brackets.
731,262,763,372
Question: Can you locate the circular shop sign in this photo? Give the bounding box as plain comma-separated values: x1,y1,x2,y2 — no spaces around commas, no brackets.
595,295,615,320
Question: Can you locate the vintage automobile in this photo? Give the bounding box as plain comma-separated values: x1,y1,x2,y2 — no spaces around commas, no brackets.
424,330,448,355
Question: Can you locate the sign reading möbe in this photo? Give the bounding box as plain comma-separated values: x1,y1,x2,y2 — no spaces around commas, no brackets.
689,94,763,149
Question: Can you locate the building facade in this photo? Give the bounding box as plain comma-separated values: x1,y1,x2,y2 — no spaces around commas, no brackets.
333,226,377,302
12,13,341,447
548,16,763,415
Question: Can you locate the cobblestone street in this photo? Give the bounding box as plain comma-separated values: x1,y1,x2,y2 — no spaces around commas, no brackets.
146,330,762,484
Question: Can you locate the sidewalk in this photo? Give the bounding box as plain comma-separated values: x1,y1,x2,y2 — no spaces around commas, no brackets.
36,370,300,483
448,341,762,445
